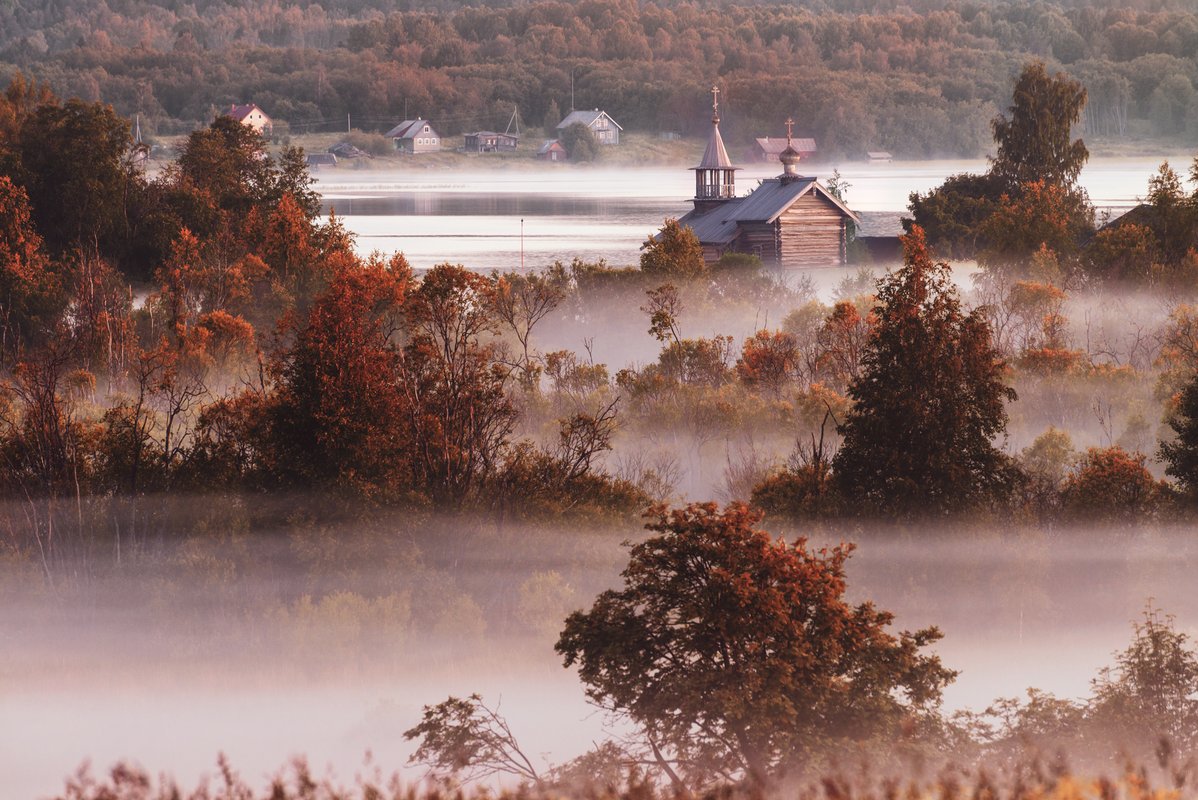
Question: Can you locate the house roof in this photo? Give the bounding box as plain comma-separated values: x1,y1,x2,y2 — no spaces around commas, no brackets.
755,137,817,155
1099,203,1152,230
867,151,893,159
466,131,519,139
537,139,566,154
386,119,436,139
306,153,337,166
556,109,623,131
229,103,268,122
677,177,860,245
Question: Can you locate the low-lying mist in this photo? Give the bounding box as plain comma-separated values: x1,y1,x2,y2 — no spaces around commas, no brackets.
4,499,1193,799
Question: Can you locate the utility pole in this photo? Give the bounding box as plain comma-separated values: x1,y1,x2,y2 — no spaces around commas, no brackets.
347,113,351,133
570,68,575,112
520,218,524,271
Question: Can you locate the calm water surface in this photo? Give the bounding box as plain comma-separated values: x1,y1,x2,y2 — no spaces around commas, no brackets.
318,156,1189,271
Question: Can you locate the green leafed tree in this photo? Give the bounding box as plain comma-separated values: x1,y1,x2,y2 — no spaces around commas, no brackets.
832,226,1018,517
16,98,140,257
559,121,599,162
640,218,706,280
1089,604,1198,753
556,502,955,789
990,61,1089,192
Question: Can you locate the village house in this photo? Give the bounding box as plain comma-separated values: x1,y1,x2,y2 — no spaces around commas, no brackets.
750,135,817,163
385,119,442,154
464,131,519,152
673,89,858,269
556,109,622,145
227,103,272,135
536,140,568,162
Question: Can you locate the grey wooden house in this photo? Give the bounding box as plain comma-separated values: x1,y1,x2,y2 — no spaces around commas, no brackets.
464,131,519,152
555,109,622,145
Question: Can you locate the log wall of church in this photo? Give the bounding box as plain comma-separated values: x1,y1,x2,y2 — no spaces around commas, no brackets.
776,193,847,268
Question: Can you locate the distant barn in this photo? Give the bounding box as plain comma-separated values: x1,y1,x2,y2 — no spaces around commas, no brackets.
464,131,519,153
672,90,858,269
537,140,568,162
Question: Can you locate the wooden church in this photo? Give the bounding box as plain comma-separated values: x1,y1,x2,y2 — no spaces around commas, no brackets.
675,89,858,268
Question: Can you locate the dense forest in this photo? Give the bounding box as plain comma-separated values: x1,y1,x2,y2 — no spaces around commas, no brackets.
3,0,1198,155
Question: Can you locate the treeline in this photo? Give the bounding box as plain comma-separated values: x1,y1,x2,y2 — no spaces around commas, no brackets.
6,0,1198,154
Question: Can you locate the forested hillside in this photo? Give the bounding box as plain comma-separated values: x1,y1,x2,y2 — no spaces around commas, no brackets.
1,0,1196,156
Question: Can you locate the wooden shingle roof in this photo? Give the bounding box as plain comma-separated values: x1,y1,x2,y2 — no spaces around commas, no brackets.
676,178,860,245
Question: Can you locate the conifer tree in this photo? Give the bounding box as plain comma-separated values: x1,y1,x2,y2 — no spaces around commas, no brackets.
832,226,1017,516
1160,372,1198,502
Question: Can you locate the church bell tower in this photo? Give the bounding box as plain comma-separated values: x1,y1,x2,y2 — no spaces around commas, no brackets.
691,86,738,213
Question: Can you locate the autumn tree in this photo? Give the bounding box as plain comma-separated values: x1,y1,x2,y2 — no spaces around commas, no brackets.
266,253,411,497
399,264,516,507
15,98,141,260
557,502,955,788
980,179,1092,273
641,283,683,345
1060,446,1162,521
905,172,1002,259
735,329,800,395
0,176,59,359
832,227,1018,517
1083,224,1161,285
640,219,706,281
0,337,96,498
0,74,54,173
813,300,873,391
173,115,276,229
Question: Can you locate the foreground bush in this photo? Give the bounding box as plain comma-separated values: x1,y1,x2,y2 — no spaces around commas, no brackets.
51,756,1198,800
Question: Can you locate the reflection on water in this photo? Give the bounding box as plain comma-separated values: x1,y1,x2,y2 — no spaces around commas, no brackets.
320,157,1188,272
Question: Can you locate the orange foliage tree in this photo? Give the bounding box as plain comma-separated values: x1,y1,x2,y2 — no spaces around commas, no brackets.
0,175,59,360
980,179,1092,272
1061,446,1164,521
557,502,954,788
265,253,411,498
735,329,800,395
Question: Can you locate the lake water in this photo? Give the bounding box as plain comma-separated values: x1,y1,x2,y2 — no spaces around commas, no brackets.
318,156,1192,272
